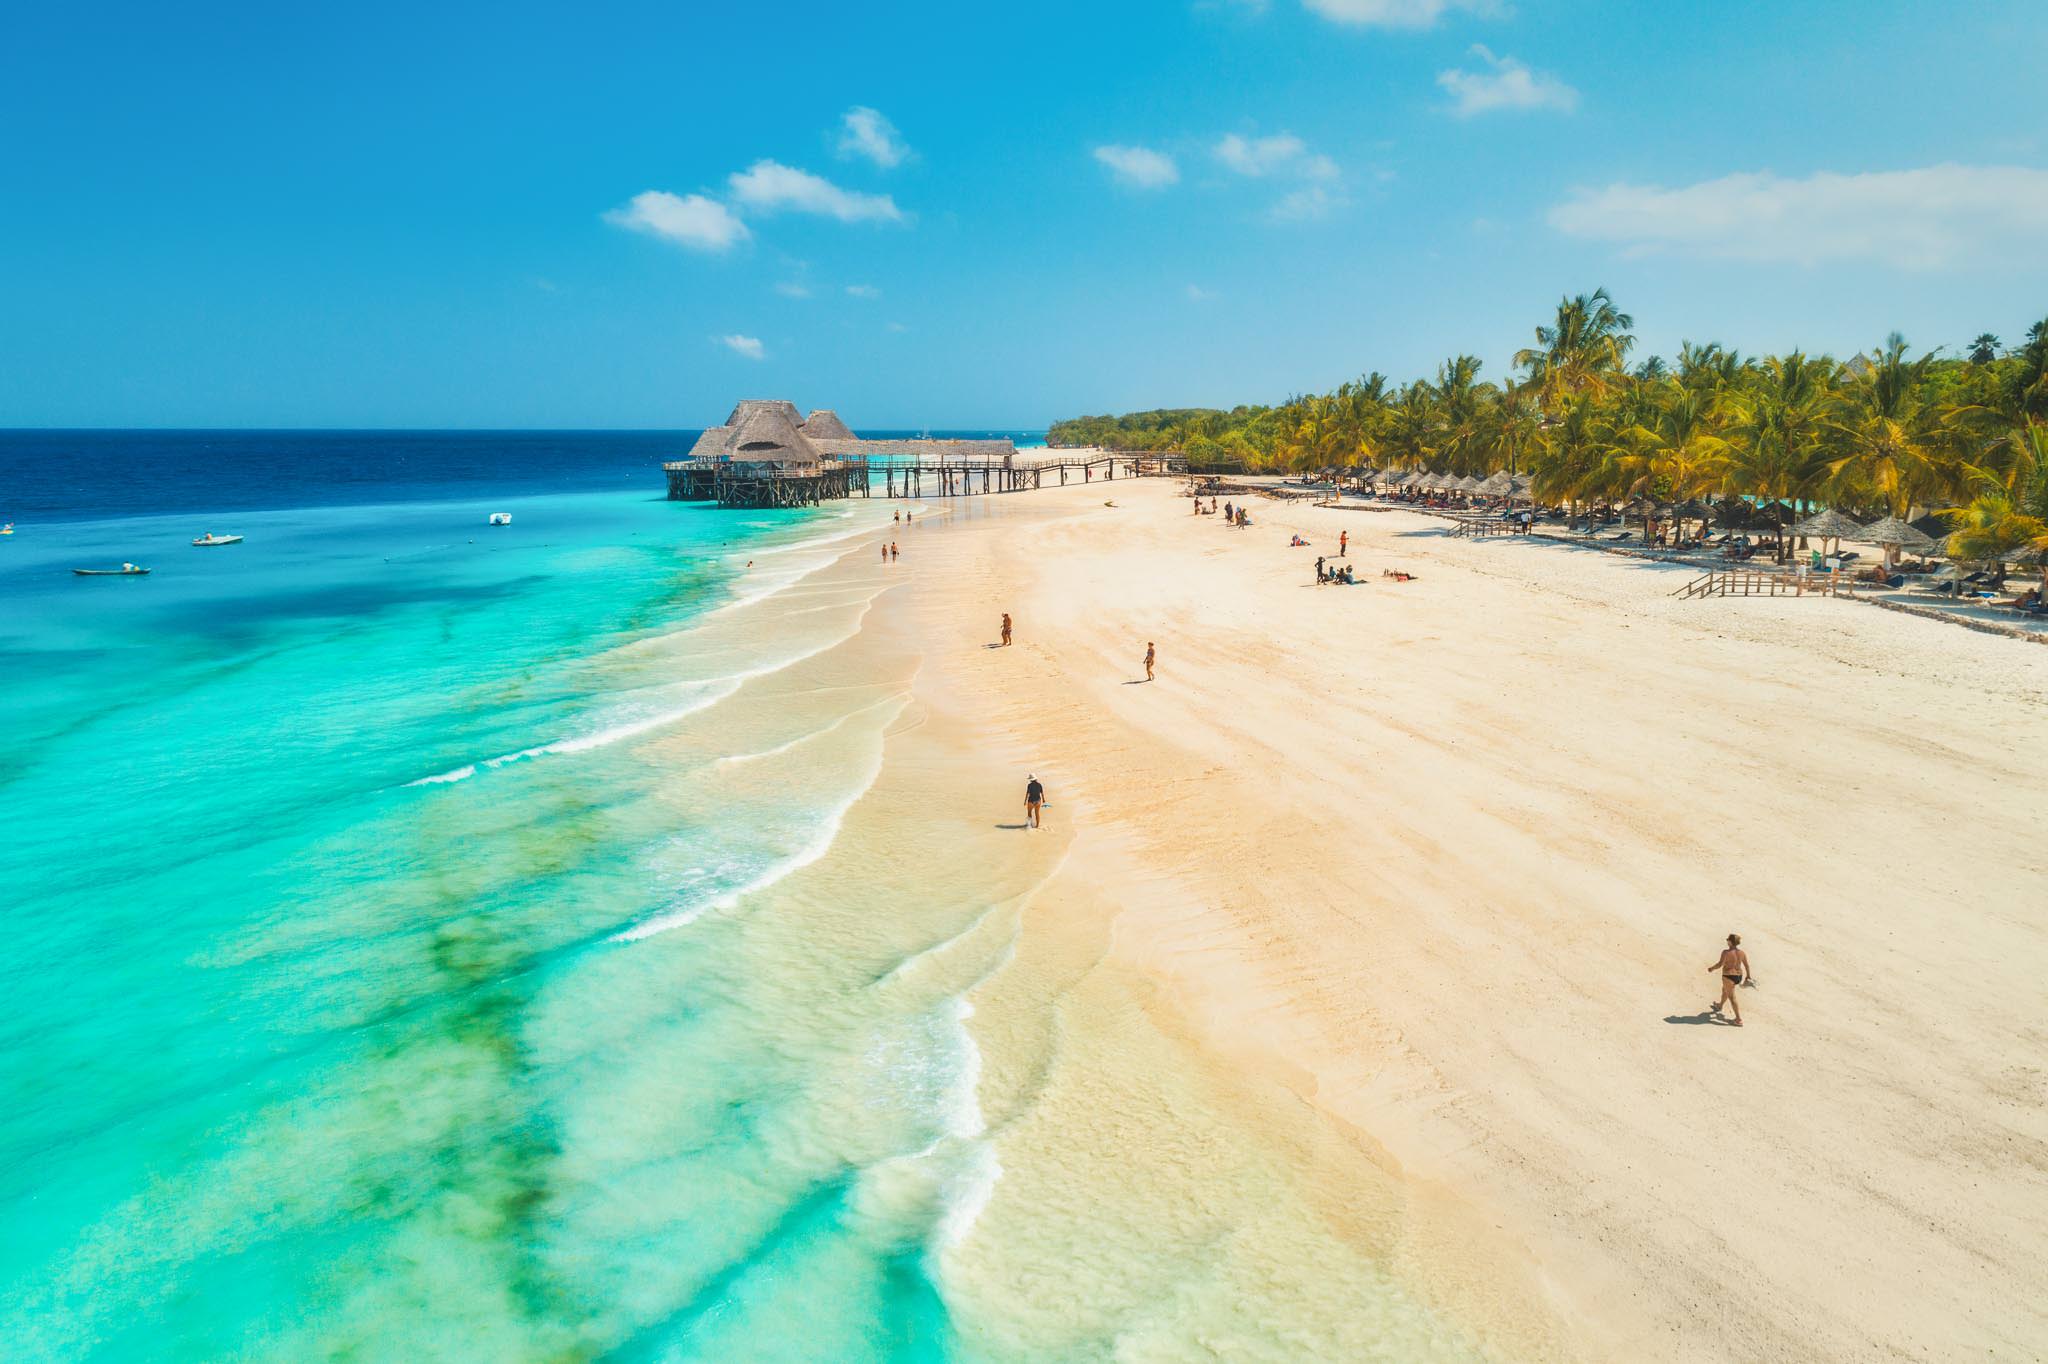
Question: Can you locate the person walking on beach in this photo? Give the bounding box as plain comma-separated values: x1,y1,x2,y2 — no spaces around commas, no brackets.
891,541,899,561
894,508,900,523
881,542,889,563
1144,641,1156,682
1000,612,1013,646
1315,555,1326,583
1024,774,1045,828
1709,934,1751,1025
1339,529,1348,558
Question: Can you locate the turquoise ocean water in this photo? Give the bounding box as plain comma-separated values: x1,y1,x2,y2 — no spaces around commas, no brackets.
0,434,1018,1361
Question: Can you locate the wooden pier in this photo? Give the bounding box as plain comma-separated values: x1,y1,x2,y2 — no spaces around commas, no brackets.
869,452,1184,499
664,451,1186,508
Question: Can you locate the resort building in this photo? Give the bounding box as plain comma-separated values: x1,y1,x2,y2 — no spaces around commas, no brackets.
666,399,1016,507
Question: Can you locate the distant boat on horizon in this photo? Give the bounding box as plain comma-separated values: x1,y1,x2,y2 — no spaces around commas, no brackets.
74,563,150,576
192,532,243,546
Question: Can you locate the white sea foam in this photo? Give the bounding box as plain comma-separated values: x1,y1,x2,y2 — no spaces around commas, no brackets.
404,680,740,786
715,692,906,767
406,764,475,786
607,695,904,943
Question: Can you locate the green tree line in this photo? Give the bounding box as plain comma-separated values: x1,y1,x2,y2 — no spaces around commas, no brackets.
1049,290,2048,579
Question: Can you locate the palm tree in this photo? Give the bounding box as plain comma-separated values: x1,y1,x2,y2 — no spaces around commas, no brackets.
1514,288,1636,413
1943,472,2048,591
1824,334,1955,515
1378,383,1438,472
1967,333,2002,365
1431,355,1490,473
1720,353,1835,560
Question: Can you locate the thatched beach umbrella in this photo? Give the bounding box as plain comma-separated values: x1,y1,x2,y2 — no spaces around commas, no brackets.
1858,514,1936,570
1713,500,1761,529
1477,470,1513,498
1792,508,1866,555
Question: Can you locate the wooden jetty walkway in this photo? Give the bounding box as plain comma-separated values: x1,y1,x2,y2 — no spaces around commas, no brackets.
870,452,1184,498
664,451,1186,508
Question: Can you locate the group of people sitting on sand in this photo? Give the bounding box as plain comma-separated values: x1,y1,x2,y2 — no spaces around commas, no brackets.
1217,500,1251,528
1315,556,1358,585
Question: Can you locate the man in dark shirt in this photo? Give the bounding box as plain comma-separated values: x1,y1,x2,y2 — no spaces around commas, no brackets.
1024,775,1045,828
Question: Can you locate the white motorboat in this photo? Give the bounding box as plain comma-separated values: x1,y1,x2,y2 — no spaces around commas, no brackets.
488,512,513,526
192,533,243,547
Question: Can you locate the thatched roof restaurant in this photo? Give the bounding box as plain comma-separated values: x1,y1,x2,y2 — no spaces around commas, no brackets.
667,399,1018,508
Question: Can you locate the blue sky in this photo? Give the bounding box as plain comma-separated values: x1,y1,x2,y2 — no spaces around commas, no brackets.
4,0,2046,428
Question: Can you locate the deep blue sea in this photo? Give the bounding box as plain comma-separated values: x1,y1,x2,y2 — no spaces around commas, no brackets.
0,430,1028,1361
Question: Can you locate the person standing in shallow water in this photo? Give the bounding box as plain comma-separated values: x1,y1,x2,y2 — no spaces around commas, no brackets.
1024,774,1045,828
1000,612,1012,646
1710,933,1751,1025
1144,641,1156,682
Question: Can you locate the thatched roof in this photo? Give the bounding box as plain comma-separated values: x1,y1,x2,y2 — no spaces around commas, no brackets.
1620,494,1660,516
1858,515,1935,550
1509,473,1534,494
1792,508,1867,539
726,398,804,428
687,426,732,459
1454,474,1483,491
1477,470,1514,496
1670,499,1714,521
728,404,819,463
800,409,855,441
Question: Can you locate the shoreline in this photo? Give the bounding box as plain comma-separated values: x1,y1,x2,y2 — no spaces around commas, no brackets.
839,477,2047,1359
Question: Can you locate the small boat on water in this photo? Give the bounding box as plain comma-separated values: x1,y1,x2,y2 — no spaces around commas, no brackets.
74,563,150,577
488,512,513,526
192,532,243,546
2,523,14,535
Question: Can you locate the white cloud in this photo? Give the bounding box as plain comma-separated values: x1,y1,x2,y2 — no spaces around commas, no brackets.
1271,185,1336,222
1215,132,1340,182
604,190,750,252
1303,0,1485,28
885,321,909,333
845,284,881,299
728,160,905,223
1437,47,1578,117
774,281,811,298
1093,144,1180,189
1549,164,2048,269
718,334,766,360
1186,284,1213,301
837,106,911,169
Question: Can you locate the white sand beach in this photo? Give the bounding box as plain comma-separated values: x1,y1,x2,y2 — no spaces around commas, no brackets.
799,476,2048,1360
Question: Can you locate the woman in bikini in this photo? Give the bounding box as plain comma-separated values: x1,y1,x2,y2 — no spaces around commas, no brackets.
1709,933,1750,1025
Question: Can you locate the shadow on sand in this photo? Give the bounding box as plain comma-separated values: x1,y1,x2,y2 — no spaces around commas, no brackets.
1664,1010,1742,1026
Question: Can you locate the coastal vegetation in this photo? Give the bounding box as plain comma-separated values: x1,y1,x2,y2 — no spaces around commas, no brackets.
1049,292,2048,578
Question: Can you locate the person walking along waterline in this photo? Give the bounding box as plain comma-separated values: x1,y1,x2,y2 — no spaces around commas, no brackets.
1024,774,1045,828
1000,612,1012,647
1709,934,1751,1025
1144,641,1156,682
1339,529,1348,558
